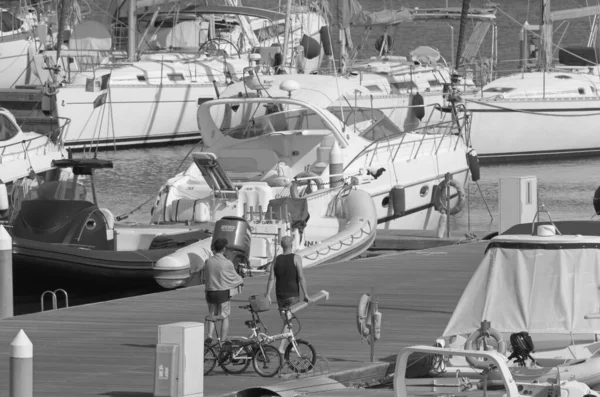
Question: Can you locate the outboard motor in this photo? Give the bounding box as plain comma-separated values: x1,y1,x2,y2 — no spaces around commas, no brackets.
213,216,252,276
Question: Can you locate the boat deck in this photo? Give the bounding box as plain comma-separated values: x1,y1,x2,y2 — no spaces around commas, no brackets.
0,241,488,397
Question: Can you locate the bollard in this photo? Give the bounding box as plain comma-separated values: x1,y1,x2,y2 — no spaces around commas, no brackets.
10,329,33,397
0,224,13,318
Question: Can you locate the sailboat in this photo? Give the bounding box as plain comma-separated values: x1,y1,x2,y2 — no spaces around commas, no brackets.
465,1,600,163
0,0,327,150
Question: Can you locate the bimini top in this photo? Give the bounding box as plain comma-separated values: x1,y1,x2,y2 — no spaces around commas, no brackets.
443,232,600,337
218,74,373,109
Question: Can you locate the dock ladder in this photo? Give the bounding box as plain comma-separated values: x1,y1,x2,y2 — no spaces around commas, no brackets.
40,289,69,311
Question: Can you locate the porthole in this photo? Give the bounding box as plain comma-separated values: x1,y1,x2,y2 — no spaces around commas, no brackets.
420,185,429,197
382,196,389,208
85,219,97,230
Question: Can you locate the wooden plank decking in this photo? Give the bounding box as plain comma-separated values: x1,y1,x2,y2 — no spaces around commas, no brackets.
0,241,488,397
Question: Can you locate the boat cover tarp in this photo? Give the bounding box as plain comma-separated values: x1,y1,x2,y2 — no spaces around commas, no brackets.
267,197,309,234
331,0,412,28
443,234,600,337
68,20,112,51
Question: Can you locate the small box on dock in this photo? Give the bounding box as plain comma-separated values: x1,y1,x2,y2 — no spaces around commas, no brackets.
499,176,537,234
156,322,204,397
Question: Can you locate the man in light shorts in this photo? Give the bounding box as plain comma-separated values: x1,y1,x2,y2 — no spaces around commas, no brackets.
204,238,243,343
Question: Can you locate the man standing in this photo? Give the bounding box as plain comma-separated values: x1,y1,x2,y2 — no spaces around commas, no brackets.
265,235,312,352
204,238,243,343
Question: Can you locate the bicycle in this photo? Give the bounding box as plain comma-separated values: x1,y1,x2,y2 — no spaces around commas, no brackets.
203,314,233,376
204,313,283,377
278,305,317,374
226,298,317,375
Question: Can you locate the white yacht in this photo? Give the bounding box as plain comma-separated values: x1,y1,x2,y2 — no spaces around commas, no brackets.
465,3,600,162
150,74,472,232
0,107,66,185
27,5,326,149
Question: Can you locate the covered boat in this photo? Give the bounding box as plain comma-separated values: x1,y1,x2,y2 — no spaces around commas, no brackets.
10,158,212,293
420,218,600,388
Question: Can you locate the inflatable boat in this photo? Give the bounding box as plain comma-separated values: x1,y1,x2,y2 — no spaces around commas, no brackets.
10,158,212,293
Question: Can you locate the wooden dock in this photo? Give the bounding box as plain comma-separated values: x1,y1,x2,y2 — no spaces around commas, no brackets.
0,241,488,397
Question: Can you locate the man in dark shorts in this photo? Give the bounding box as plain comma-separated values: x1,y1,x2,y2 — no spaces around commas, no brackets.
265,235,312,352
204,238,243,343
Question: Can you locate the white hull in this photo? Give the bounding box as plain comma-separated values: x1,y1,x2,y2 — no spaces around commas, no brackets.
56,83,213,148
467,97,600,162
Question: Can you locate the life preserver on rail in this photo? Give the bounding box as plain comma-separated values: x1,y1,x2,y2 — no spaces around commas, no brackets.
464,326,507,370
433,179,466,215
290,172,324,198
466,148,481,182
357,294,373,339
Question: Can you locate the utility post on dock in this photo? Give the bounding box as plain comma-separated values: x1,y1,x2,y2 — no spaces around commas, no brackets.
10,330,33,397
0,225,13,318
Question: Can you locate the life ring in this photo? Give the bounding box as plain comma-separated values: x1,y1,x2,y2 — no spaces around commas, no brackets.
464,327,507,370
433,179,465,215
466,148,481,182
357,293,372,339
290,172,324,198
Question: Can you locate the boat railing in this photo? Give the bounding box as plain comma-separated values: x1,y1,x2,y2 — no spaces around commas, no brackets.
395,345,520,397
0,116,69,157
344,104,467,171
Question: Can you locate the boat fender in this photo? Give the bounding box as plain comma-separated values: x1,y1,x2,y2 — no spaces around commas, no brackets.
41,81,56,116
273,51,284,75
594,185,600,215
464,327,507,370
319,26,333,56
300,34,321,60
411,93,425,121
433,179,466,216
357,293,372,340
466,148,481,182
290,172,324,198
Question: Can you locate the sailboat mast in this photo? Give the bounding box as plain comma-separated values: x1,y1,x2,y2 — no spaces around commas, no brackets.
455,0,471,70
128,0,137,61
281,0,293,71
539,0,553,69
56,0,67,61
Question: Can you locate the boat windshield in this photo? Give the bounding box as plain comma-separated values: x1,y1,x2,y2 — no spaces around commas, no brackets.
326,107,404,141
210,102,331,140
23,177,89,202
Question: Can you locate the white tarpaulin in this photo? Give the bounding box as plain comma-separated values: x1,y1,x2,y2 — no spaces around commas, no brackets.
443,235,600,337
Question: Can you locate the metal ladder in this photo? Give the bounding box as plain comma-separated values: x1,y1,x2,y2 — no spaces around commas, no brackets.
40,289,69,311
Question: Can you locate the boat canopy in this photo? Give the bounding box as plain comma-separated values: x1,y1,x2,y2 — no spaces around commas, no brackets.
443,234,600,337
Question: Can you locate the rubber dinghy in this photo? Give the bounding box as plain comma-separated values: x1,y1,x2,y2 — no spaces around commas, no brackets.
153,183,379,280
9,158,212,293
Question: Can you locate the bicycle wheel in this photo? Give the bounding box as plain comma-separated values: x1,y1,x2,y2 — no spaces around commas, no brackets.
284,339,316,373
221,340,252,375
253,344,282,377
204,343,217,375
